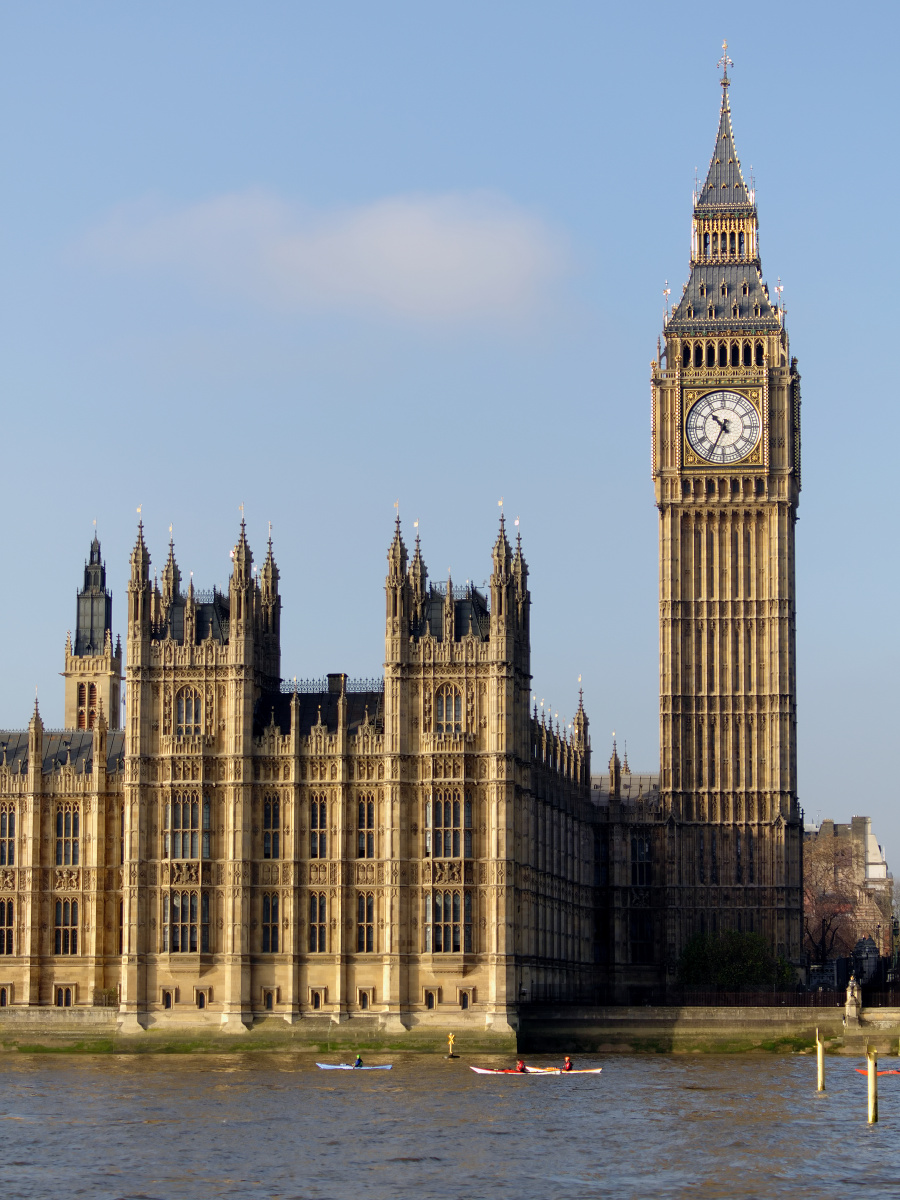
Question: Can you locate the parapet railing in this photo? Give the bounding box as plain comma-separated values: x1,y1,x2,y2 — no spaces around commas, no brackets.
280,678,385,695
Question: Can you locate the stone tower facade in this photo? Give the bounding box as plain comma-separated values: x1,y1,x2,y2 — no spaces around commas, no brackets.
62,536,122,731
648,60,803,972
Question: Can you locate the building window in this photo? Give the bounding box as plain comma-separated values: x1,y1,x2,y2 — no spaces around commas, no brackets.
263,797,280,859
311,990,321,1010
119,804,125,865
629,911,653,965
55,987,73,1007
425,990,435,1009
425,790,471,858
162,891,209,953
310,797,327,858
357,796,376,858
165,795,210,859
747,829,755,883
424,890,472,953
55,806,80,866
163,990,173,1009
0,987,7,1006
630,834,651,886
54,899,78,955
698,832,706,884
0,899,13,954
0,806,15,865
434,685,462,735
264,990,274,1011
309,893,326,952
359,990,369,1010
357,892,374,952
118,899,124,955
176,687,202,736
262,893,279,952
460,991,469,1010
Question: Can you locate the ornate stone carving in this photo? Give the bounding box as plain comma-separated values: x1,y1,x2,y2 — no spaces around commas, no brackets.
54,868,80,891
171,862,199,885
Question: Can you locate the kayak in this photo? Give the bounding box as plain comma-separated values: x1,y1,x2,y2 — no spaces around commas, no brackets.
469,1065,602,1075
316,1063,392,1071
525,1066,603,1075
854,1068,900,1076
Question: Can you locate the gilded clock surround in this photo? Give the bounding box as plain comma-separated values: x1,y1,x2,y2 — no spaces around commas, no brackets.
682,387,763,468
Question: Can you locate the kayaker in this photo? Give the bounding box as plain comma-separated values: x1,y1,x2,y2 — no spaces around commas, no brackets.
515,1060,527,1073
353,1054,363,1068
562,1056,573,1071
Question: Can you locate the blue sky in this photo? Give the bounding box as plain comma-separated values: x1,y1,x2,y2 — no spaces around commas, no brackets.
1,3,898,859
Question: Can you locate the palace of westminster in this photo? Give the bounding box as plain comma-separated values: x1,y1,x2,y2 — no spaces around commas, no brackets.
0,64,804,1031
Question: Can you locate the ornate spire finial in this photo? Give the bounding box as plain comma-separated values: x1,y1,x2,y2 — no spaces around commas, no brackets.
718,39,733,87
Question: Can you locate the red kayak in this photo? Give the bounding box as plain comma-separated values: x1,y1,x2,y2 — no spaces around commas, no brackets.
470,1066,529,1074
855,1068,900,1076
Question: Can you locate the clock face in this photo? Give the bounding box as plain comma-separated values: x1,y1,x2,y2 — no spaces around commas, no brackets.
685,390,761,464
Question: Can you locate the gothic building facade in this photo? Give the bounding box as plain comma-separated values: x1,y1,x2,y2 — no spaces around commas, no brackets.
0,520,595,1029
591,57,804,1000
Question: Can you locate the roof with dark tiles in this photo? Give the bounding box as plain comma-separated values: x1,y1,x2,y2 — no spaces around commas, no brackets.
668,263,780,334
697,85,754,213
0,729,125,775
254,689,384,739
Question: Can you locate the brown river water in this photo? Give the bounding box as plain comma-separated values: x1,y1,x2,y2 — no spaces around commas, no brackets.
0,1051,896,1199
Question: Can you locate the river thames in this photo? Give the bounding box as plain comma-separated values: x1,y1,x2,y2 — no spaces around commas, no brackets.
1,1051,898,1198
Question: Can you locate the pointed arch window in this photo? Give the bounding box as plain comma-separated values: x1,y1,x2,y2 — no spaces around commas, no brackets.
434,685,462,736
54,899,78,955
164,794,210,859
0,806,15,865
162,891,210,953
309,893,327,952
0,899,13,954
263,796,280,859
424,890,473,953
357,795,376,858
357,892,374,952
176,687,201,736
310,797,327,858
262,892,279,952
56,806,79,866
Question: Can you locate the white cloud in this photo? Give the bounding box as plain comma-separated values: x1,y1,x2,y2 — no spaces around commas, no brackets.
80,190,568,325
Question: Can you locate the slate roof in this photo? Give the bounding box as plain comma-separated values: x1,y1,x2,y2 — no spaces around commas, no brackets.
591,773,660,805
667,263,780,334
697,85,754,212
254,689,384,739
412,587,490,643
0,729,126,775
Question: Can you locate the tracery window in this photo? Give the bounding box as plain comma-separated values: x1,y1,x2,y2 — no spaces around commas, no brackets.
56,806,79,866
55,987,73,1007
164,794,210,859
162,891,209,953
357,796,375,858
0,899,13,954
630,834,651,886
309,893,327,952
434,685,462,735
262,892,279,952
263,797,280,859
357,892,374,952
176,687,202,736
54,899,78,955
425,790,472,858
0,806,15,865
310,797,327,858
424,890,472,953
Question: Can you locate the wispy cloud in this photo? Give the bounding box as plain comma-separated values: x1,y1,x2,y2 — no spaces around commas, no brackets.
80,190,568,325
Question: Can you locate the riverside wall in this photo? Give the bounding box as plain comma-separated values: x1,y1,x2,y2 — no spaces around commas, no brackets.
2,1006,899,1054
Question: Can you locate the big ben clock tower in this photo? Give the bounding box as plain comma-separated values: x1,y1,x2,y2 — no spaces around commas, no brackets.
651,47,803,970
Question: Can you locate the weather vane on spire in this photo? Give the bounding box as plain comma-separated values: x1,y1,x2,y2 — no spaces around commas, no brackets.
718,39,733,86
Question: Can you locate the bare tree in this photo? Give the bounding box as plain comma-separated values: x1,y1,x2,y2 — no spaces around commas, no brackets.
803,833,860,963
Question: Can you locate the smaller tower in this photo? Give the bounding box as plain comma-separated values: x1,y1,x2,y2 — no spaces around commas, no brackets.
63,536,122,730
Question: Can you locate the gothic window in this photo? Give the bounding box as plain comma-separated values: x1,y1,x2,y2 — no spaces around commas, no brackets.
434,685,462,735
263,797,280,859
357,892,374,952
682,344,690,368
739,231,746,257
699,283,706,298
755,342,764,366
711,232,718,255
88,684,97,730
0,806,15,865
357,796,375,858
629,911,653,965
730,231,736,255
54,899,78,955
742,280,749,296
735,829,743,883
0,899,12,954
55,806,79,866
77,683,86,729
262,892,279,952
753,302,761,317
742,341,751,366
162,891,209,953
0,987,7,1006
164,794,210,859
693,343,702,367
120,804,126,865
698,832,706,883
630,834,651,885
309,893,326,952
732,303,739,318
720,281,727,297
55,987,73,1007
706,307,714,324
424,890,472,953
718,343,727,367
310,797,327,858
176,687,201,736
426,790,471,858
730,341,739,366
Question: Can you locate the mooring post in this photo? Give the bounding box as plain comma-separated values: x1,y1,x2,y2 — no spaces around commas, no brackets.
868,1045,878,1124
816,1027,825,1092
